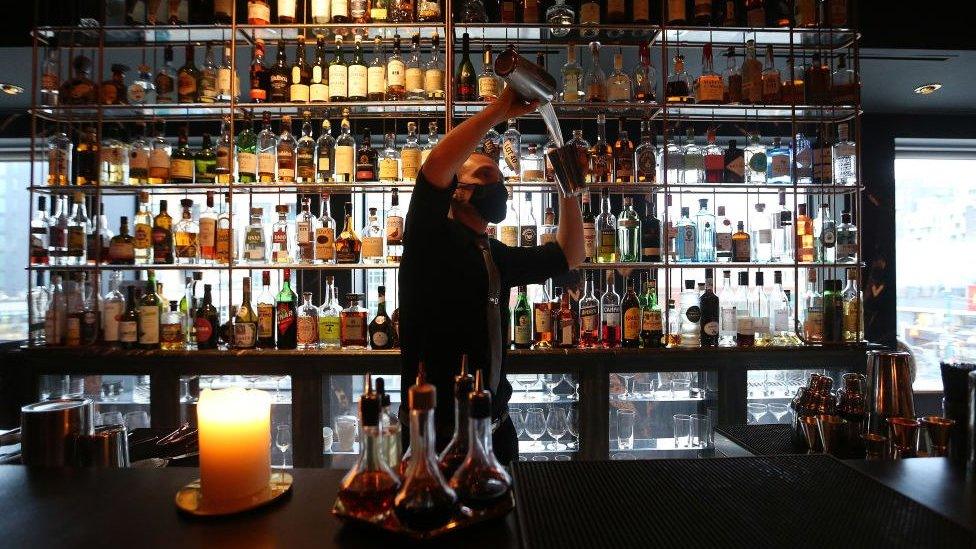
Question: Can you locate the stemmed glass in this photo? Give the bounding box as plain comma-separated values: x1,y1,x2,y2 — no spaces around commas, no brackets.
511,407,525,438
513,374,541,401
546,407,569,450
543,374,562,401
242,375,260,390
747,403,769,425
275,424,292,468
768,403,790,423
617,372,636,400
275,376,289,403
566,407,580,450
523,408,547,451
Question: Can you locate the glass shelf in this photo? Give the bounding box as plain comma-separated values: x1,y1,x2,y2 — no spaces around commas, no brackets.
661,103,859,122
610,437,711,452
661,26,857,50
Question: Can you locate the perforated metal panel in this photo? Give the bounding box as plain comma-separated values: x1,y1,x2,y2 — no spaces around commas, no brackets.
717,423,801,456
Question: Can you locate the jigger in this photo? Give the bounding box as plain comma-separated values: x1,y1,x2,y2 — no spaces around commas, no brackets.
861,433,889,460
816,415,848,456
546,145,587,197
800,416,822,452
918,416,955,457
888,417,920,458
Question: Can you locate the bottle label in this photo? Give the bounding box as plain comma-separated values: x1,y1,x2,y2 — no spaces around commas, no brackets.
328,66,347,97
67,227,86,256
258,152,275,175
193,316,213,344
387,60,405,87
732,237,750,261
177,72,197,99
520,225,537,247
424,69,444,95
513,313,531,344
334,146,354,176
234,322,257,347
161,322,183,346
362,236,383,259
318,316,340,342
348,65,368,97
563,73,579,101
773,309,790,332
716,232,732,253
805,310,823,338
697,78,724,102
367,66,385,95
199,218,216,249
478,76,499,99
499,225,518,247
534,306,551,333
248,1,271,21
386,215,403,245
138,306,160,344
149,148,170,170
277,302,295,336
109,241,135,261
637,150,656,181
290,81,310,102
770,154,790,177
171,158,194,179
297,317,317,344
721,307,737,331
726,155,744,177
318,154,331,173
257,304,274,337
378,158,398,180
561,323,574,345
580,305,599,331
685,305,702,323
748,151,768,174
102,301,123,342
603,306,620,327
129,149,149,172
405,67,424,92
737,316,754,335
401,150,420,179
331,0,348,16
703,320,719,336
342,315,364,338
371,330,389,348
216,228,232,263
296,221,312,245
315,227,335,260
502,138,520,173
310,79,328,102
623,307,641,339
641,309,662,332
237,152,256,174
119,320,138,343
756,228,772,244
583,224,596,258
244,228,265,260
580,3,600,22
599,230,616,254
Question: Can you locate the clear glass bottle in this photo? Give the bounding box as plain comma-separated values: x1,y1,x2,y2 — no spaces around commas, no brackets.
560,44,583,103
449,369,512,508
802,268,823,343
836,209,857,263
600,271,621,348
578,270,600,347
361,207,385,264
665,53,693,103
271,204,293,263
733,272,752,347
128,64,156,105
296,197,317,264
675,206,696,263
617,197,641,262
257,113,277,183
761,44,781,104
500,118,522,182
770,191,793,262
740,39,763,104
173,199,199,264
65,192,88,265
663,130,684,185
296,112,316,184
423,33,445,100
607,51,632,102
378,133,400,183
595,189,617,263
634,40,658,102
400,122,421,182
438,359,475,479
579,1,600,38
832,124,857,186
794,132,813,184
744,133,767,184
717,270,736,346
696,43,724,104
547,0,574,37
683,128,704,184
244,207,267,263
749,272,770,345
520,143,544,182
751,202,772,262
405,34,425,100
421,121,438,167
769,270,793,345
233,276,258,349
316,193,337,264
296,292,319,350
583,41,606,102
317,275,342,348
766,136,791,184
498,188,518,247
842,267,862,342
678,280,701,347
613,119,635,183
316,118,335,183
340,293,368,349
635,119,657,183
694,199,715,262
148,124,172,184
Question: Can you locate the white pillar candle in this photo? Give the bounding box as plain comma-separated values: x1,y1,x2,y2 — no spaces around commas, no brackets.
197,387,272,509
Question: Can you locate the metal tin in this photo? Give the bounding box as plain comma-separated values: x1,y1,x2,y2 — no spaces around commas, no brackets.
494,47,558,103
20,398,94,467
866,350,915,433
71,425,130,468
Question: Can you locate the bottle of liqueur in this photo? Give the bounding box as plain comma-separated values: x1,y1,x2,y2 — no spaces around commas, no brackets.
118,285,139,350
724,139,744,183
665,52,693,104
309,36,329,103
369,286,395,350
150,47,176,104
268,41,289,102
176,45,199,103
578,272,600,347
589,115,612,183
250,39,269,103
316,119,336,182
437,358,475,480
328,36,348,102
367,36,387,101
730,221,750,261
642,196,662,262
355,129,378,181
699,270,720,346
296,292,319,350
601,272,622,348
271,205,293,263
138,270,162,349
617,197,641,262
553,288,576,348
339,376,402,520
386,188,405,262
581,191,596,262
257,270,276,348
151,200,174,264
232,277,258,349
512,286,532,350
477,45,500,102
348,35,369,102
621,277,641,348
336,203,363,263
73,127,98,186
198,43,218,103
613,119,635,183
273,268,297,349
236,115,258,183
595,189,617,263
192,284,219,349
296,197,317,264
532,284,553,349
30,197,49,266
340,294,369,348
277,115,297,182
455,33,476,101
640,275,664,348
316,193,337,263
405,34,425,100
318,275,342,348
108,217,135,265
173,199,199,264
290,37,311,103
334,116,356,182
386,35,407,100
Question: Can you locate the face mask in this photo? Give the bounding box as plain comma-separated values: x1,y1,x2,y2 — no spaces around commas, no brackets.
467,179,508,224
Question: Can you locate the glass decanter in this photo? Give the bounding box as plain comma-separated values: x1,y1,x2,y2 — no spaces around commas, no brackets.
437,356,475,480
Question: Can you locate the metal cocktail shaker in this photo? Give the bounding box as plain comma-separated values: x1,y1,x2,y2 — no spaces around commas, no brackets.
494,46,558,104
866,350,915,434
21,398,94,467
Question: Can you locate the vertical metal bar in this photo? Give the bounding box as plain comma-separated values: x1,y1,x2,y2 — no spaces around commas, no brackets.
28,31,39,346
292,369,324,467
444,0,454,131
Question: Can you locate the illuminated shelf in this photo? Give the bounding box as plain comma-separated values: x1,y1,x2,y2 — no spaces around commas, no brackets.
453,101,857,122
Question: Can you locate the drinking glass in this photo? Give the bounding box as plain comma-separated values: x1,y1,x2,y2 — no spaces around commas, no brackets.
632,380,655,399
617,373,637,400
747,403,769,424
554,454,571,461
100,411,124,427
275,424,292,468
531,454,550,461
567,407,580,450
322,426,334,452
513,374,541,401
673,414,692,448
670,379,692,399
543,374,562,401
524,407,547,451
125,410,150,430
617,409,636,450
546,407,569,450
511,407,525,437
561,374,578,401
335,416,358,452
690,413,711,448
275,376,290,403
133,375,151,403
768,403,790,423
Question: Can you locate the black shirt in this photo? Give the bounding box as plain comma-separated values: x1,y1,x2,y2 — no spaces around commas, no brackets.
398,171,569,447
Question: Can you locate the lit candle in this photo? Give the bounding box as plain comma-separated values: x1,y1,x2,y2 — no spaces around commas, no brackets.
197,387,272,509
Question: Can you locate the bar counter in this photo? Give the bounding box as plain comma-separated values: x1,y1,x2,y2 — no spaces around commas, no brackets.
0,458,971,548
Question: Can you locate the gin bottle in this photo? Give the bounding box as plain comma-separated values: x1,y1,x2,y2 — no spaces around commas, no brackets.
744,134,767,184
600,272,621,348
617,197,641,262
766,136,791,185
751,203,772,262
694,199,715,262
836,210,858,263
546,0,574,37
595,189,617,263
678,280,701,347
500,119,522,182
832,124,857,185
675,207,697,263
683,128,704,184
750,272,770,345
718,270,737,346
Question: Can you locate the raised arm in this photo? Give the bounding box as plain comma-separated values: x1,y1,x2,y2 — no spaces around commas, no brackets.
557,194,584,269
419,87,539,190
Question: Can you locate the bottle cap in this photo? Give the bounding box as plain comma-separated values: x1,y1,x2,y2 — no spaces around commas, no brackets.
181,198,193,208
455,355,475,399
408,362,437,410
755,272,765,286
847,267,857,280
774,270,783,284
169,300,178,312
699,198,708,208
345,293,363,304
738,272,749,285
192,271,203,281
685,280,695,290
469,369,492,420
275,204,289,214
360,374,380,426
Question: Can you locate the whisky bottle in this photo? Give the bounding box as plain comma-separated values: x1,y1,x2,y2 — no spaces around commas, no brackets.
173,199,199,264
316,118,335,182
386,35,406,100
401,122,421,182
244,207,267,263
108,217,136,265
336,202,363,263
74,127,99,186
296,197,318,264
318,275,342,348
250,39,269,103
612,119,635,183
621,277,641,348
640,275,663,348
390,0,416,22
215,118,233,184
348,35,368,101
601,271,621,348
696,43,724,104
331,0,350,22
296,112,316,183
334,115,355,182
477,46,500,102
310,36,329,103
99,63,128,105
421,121,438,167
361,207,385,264
147,123,171,185
198,43,218,103
277,115,297,182
248,0,271,24
665,53,693,103
256,113,277,182
290,36,312,103
256,270,276,348
297,292,320,350
424,33,444,100
578,271,600,347
731,220,750,262
170,127,195,183
740,40,762,105
371,0,389,21
340,294,368,348
151,200,174,264
761,44,781,104
560,44,582,102
356,129,378,182
47,131,72,186
271,204,293,263
138,270,162,349
215,193,234,264
315,193,337,264
268,41,289,102
405,34,425,100
367,36,387,101
378,133,400,183
195,133,217,183
177,44,200,103
512,286,532,349
589,115,612,183
368,286,395,349
633,41,657,102
583,41,607,102
607,52,632,102
275,269,298,349
217,45,238,102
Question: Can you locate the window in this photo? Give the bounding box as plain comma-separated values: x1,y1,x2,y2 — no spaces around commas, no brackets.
895,153,976,391
0,157,35,342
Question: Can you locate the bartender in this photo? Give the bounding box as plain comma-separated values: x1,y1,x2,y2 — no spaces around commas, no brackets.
398,87,585,464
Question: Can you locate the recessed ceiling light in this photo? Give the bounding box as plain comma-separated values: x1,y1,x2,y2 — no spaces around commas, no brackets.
0,83,23,95
914,83,943,95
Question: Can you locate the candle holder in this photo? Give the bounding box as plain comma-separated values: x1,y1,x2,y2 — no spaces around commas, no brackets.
175,471,293,517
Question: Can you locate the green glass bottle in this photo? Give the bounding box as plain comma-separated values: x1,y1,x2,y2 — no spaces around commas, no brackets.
276,268,298,349
513,285,532,349
617,196,642,262
236,116,257,183
640,273,663,348
138,270,162,349
195,132,217,183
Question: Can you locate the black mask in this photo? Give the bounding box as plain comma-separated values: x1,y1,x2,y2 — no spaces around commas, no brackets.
466,179,508,224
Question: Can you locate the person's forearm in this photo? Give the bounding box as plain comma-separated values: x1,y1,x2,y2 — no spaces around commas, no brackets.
418,104,506,190
557,195,584,268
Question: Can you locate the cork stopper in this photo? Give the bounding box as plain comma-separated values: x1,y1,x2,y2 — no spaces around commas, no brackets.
408,362,436,410
469,369,492,419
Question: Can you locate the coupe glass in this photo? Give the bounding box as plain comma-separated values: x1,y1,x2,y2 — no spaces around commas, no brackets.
275,424,292,468
524,407,547,451
768,402,790,423
747,402,769,424
543,374,562,401
546,407,569,450
513,374,541,401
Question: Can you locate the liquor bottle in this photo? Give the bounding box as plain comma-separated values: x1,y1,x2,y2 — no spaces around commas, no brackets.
634,119,657,183
87,202,113,265
528,283,552,349
347,35,368,102
517,192,537,247
391,0,416,22
769,270,792,344
692,198,714,262
420,121,439,168
499,0,515,21
215,45,239,102
385,189,405,263
717,270,736,346
128,192,152,265
723,139,744,183
249,0,271,23
97,271,123,347
386,35,407,100
79,277,99,345
699,270,719,347
804,52,831,105
172,199,198,264
360,207,384,264
192,284,219,349
612,119,635,183
212,118,233,184
250,39,269,103
800,268,822,343
351,0,370,22
236,118,258,183
557,44,583,103
731,220,750,262
369,0,388,21
832,55,858,105
198,43,217,103
256,270,276,348
607,52,632,102
117,285,138,349
392,122,419,182
278,0,297,22
695,43,724,104
271,204,293,263
46,131,72,186
637,196,661,262
750,272,770,345
318,275,342,348
477,46,500,102
369,286,395,349
761,45,781,104
309,36,329,103
589,115,612,183
128,64,156,104
511,286,532,349
824,280,846,344
456,33,476,101
233,277,259,349
336,203,363,263
746,203,770,262
60,54,97,105
244,207,267,263
273,269,298,349
99,64,128,105
631,41,658,103
836,209,857,263
617,197,641,262
179,273,200,348
794,132,813,184
578,271,600,347
418,0,441,21
580,191,596,262
296,197,317,264
424,33,445,100
595,189,617,263
743,134,767,185
331,0,350,21
295,112,316,184
340,294,368,348
316,193,338,264
781,56,805,104
170,127,195,183
812,129,833,186
547,0,573,37
601,272,621,348
738,40,762,105
334,115,356,182
842,268,861,342
500,119,521,182
766,136,791,184
277,115,297,182
138,270,162,349
552,287,576,348
710,205,731,261
405,34,425,100
378,133,400,183
795,204,814,262
256,113,276,182
176,45,199,103
61,192,86,265
74,127,98,186
316,119,335,182
355,129,378,182
311,0,332,22
680,129,702,184
290,37,312,103
620,277,641,348
814,202,837,263
40,47,60,106
30,196,49,266
146,124,171,185
675,280,700,347
734,272,753,347
832,124,857,186
635,275,660,348
665,53,693,103
295,292,319,350
194,133,217,184
215,193,233,264
583,42,607,102
108,216,135,265
769,192,791,262
269,41,290,102
675,207,696,263
579,1,600,38
518,144,543,182
339,376,401,519
151,47,176,104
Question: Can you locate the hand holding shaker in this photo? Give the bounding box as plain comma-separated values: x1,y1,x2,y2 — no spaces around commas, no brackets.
494,46,585,197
